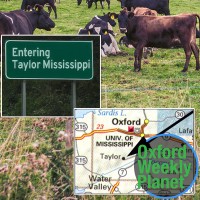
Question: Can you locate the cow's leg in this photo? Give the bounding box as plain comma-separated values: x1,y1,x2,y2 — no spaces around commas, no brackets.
191,43,200,70
50,4,57,19
143,47,147,59
47,6,52,15
134,50,138,71
137,48,143,71
100,1,104,9
134,44,144,72
146,47,153,57
109,34,121,53
101,49,107,57
144,47,153,59
95,0,98,9
106,0,110,9
182,44,192,72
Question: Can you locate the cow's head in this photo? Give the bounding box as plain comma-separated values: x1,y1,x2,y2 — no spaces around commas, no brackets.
33,5,55,31
118,8,133,33
77,0,82,6
106,12,118,27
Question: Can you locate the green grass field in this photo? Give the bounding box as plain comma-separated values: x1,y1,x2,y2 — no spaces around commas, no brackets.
1,0,200,199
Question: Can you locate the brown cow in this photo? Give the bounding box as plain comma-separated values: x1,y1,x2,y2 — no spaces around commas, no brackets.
134,7,157,58
133,7,157,16
118,8,200,72
119,7,158,58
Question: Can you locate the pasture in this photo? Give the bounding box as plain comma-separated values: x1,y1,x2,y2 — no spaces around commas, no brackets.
1,0,200,199
1,0,200,115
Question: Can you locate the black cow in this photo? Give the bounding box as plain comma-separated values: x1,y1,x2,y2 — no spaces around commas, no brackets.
78,14,120,56
21,0,57,19
97,12,118,26
0,5,55,54
83,13,118,35
79,16,112,35
101,32,121,56
87,0,110,9
79,27,121,57
117,8,200,72
120,0,170,15
0,5,55,34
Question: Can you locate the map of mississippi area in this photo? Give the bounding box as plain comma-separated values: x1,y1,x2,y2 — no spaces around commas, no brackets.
74,108,195,195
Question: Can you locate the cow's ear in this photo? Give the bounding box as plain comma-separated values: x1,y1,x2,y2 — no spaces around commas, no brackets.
109,12,117,19
34,4,43,12
128,12,134,18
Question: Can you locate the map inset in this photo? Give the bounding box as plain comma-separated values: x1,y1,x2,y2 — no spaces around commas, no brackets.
74,108,195,195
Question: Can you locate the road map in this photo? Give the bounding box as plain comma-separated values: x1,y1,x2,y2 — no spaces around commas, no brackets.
74,108,195,195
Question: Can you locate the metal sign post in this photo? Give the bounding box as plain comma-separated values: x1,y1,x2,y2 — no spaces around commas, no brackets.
72,80,76,113
22,80,26,116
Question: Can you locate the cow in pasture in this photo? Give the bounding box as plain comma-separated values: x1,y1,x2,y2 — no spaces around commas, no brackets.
101,32,121,57
21,0,57,19
97,12,118,26
84,13,118,35
0,5,55,54
87,0,110,9
133,7,157,16
117,8,200,72
120,0,170,15
0,5,55,34
119,7,158,58
78,28,121,57
78,14,120,56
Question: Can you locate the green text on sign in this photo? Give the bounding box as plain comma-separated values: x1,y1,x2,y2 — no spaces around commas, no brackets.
5,40,93,80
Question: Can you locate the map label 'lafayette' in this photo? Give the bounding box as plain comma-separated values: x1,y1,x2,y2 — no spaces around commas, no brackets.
179,128,193,134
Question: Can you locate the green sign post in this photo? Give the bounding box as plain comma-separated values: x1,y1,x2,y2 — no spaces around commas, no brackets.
5,40,93,80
